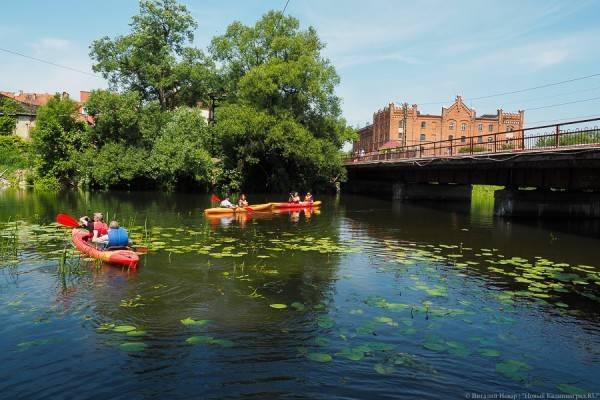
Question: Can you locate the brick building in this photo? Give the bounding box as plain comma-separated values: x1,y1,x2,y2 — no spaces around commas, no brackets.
353,96,524,155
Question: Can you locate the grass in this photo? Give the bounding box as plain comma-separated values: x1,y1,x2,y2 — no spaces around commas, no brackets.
0,219,19,267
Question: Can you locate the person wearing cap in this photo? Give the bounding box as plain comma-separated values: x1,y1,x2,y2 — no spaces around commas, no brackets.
94,220,130,249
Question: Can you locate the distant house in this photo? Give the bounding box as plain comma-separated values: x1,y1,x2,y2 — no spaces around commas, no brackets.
0,90,92,140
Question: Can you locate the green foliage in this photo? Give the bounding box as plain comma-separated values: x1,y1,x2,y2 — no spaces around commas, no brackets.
90,0,216,109
0,97,21,135
0,136,32,171
32,175,61,191
148,107,213,188
30,3,352,192
210,12,354,191
31,95,87,185
535,130,600,147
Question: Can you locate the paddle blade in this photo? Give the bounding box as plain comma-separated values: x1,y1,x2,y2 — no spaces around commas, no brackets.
56,213,80,228
210,194,221,202
245,207,253,212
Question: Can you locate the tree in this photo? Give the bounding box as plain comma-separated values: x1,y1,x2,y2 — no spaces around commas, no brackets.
149,107,214,188
0,97,20,135
90,0,216,109
31,95,87,185
210,11,355,191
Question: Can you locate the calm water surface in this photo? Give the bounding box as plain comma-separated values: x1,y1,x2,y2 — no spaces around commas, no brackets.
0,189,599,399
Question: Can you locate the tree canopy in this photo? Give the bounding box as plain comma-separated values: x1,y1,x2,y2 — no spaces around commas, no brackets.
210,11,354,191
20,2,353,193
90,0,216,109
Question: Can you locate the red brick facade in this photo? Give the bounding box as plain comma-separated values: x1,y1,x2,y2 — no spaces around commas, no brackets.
353,96,524,154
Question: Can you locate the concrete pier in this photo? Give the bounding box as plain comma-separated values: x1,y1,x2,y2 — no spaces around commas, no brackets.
393,183,472,201
494,188,600,218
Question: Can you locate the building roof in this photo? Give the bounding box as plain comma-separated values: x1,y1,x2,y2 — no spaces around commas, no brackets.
0,91,55,107
479,114,498,119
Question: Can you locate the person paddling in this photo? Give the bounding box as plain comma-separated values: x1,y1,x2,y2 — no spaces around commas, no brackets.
291,192,301,203
94,220,130,249
220,196,235,209
79,216,94,233
92,213,109,242
304,192,314,203
238,194,249,208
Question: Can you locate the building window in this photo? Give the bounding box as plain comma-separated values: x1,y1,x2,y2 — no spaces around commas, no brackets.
398,120,405,133
461,136,466,143
477,136,483,143
461,123,466,131
421,121,426,129
478,123,483,131
449,135,454,140
420,134,426,141
507,126,513,131
449,122,455,130
487,137,493,142
488,124,493,132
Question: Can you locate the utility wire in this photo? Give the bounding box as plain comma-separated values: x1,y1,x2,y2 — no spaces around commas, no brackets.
416,72,600,106
273,0,291,31
524,95,600,111
0,47,100,78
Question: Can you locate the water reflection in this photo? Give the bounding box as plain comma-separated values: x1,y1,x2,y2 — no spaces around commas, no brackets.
0,189,599,399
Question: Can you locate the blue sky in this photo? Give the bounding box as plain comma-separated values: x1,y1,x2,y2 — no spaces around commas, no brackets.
1,0,600,128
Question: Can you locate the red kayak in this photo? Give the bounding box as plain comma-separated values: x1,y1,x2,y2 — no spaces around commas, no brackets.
271,201,321,210
71,229,139,268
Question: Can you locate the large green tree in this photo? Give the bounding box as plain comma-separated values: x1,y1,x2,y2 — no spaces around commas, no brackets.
31,95,87,185
210,11,354,191
89,0,216,109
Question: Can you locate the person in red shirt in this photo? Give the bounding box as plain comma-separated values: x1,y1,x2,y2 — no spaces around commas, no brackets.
92,212,108,242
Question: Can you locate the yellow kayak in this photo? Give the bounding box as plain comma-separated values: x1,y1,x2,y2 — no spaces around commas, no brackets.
204,203,272,215
271,201,321,210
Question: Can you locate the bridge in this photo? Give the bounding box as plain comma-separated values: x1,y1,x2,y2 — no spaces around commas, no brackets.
344,118,600,218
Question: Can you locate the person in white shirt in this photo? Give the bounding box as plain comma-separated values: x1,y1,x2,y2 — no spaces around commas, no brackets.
220,197,234,208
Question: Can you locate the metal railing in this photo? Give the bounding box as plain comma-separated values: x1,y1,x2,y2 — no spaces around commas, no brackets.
347,117,600,163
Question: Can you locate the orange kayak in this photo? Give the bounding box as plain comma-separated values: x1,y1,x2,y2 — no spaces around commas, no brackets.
71,229,139,268
271,201,321,210
204,203,272,215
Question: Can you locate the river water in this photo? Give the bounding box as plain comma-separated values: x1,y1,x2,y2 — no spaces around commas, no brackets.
0,189,599,399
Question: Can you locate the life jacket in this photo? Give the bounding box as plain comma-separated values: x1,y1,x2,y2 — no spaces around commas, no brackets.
94,221,108,236
107,227,129,248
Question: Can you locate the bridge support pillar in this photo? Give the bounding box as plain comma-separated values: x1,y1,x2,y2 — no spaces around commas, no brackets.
392,183,472,201
494,189,600,218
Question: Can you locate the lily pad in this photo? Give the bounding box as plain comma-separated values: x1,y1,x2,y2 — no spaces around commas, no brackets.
423,341,445,352
180,317,211,326
186,335,215,345
119,342,147,352
496,359,531,381
290,302,305,311
269,303,287,309
479,348,501,357
126,330,147,337
307,352,332,363
316,316,334,329
374,363,395,375
113,325,136,333
556,384,587,395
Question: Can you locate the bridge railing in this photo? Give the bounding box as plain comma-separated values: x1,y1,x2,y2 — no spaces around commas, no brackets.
347,117,600,163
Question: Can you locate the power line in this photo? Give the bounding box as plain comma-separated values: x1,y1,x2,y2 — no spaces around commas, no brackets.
416,72,600,106
273,0,291,31
0,47,100,78
526,114,600,125
524,95,600,111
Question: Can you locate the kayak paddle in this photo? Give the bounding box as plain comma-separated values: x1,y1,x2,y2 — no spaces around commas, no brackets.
56,213,80,228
